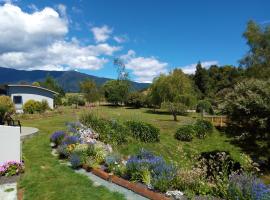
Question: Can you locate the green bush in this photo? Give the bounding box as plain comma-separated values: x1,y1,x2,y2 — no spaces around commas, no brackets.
125,120,160,142
67,94,85,106
80,112,129,145
196,100,214,114
23,99,49,114
194,119,214,139
175,125,195,141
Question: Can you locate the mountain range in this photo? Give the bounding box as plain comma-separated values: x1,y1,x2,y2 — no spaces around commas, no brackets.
0,67,149,92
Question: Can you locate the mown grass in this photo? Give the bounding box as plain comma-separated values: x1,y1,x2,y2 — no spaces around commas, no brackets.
19,108,124,200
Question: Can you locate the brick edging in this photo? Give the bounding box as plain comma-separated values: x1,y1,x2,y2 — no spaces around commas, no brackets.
83,166,170,200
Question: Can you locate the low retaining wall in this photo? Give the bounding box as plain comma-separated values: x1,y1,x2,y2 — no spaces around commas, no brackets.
0,125,21,165
82,165,170,200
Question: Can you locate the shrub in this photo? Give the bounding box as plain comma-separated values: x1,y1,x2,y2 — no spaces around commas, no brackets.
69,153,82,169
0,96,15,114
23,99,49,114
194,119,214,139
126,92,145,108
73,144,89,162
198,151,242,182
175,125,195,141
125,120,160,142
126,149,176,192
67,94,85,106
50,131,66,146
228,173,270,200
40,100,50,111
196,100,214,114
57,144,69,158
0,161,24,176
0,105,8,124
80,112,129,145
0,96,15,123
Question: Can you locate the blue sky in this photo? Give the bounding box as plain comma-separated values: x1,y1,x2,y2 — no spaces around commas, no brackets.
0,0,269,82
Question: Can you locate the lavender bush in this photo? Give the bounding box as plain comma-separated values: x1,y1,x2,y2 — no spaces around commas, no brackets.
62,135,80,146
228,173,270,200
126,149,176,192
50,131,66,146
69,153,82,169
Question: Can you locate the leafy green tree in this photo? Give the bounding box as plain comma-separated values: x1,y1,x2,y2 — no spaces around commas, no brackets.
126,92,145,108
103,58,131,105
194,61,210,96
41,75,65,96
223,79,270,163
80,79,99,103
240,20,270,79
103,80,129,105
196,100,214,114
150,69,195,121
40,75,65,106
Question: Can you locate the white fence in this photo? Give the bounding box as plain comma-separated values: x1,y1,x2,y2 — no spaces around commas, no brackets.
0,125,21,165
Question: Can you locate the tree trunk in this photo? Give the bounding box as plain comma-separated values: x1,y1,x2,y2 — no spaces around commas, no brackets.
173,112,177,121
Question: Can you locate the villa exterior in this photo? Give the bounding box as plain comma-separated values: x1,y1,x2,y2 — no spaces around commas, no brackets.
0,84,58,113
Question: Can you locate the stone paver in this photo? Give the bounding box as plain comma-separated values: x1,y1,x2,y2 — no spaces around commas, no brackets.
0,182,17,200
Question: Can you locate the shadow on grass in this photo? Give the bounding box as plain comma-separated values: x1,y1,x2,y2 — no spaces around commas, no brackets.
221,127,270,171
144,109,171,115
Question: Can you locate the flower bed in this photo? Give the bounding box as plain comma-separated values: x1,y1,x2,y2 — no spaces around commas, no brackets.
0,161,24,177
50,121,270,200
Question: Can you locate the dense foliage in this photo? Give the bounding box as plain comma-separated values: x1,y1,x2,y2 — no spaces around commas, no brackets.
196,100,214,114
126,150,176,192
0,95,15,124
150,69,196,121
223,79,270,164
228,173,270,200
80,79,100,103
125,120,160,142
194,119,214,139
0,161,24,176
79,112,129,145
126,92,145,108
175,125,195,141
23,99,50,114
65,94,86,107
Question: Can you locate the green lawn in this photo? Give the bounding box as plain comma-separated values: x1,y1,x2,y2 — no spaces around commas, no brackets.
19,108,125,200
18,105,247,199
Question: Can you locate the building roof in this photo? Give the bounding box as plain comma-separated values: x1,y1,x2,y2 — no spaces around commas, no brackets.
6,84,59,95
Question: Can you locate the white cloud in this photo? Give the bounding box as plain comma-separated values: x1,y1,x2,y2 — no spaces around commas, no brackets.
0,3,121,71
91,25,112,43
113,35,128,43
121,50,168,83
180,61,219,74
0,3,68,53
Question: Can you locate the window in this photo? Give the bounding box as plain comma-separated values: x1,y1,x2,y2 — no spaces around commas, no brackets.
13,96,22,104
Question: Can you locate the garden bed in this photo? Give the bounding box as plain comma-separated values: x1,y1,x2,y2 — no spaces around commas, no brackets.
49,116,270,200
82,166,170,200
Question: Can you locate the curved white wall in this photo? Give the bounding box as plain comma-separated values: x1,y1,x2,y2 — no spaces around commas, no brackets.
7,86,55,112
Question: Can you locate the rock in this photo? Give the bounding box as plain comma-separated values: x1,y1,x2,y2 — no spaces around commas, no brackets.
166,190,185,200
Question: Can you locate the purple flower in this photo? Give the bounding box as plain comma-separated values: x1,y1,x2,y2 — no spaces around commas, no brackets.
62,135,80,145
50,131,66,145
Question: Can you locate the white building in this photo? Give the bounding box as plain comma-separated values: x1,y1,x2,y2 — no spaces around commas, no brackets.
0,84,58,113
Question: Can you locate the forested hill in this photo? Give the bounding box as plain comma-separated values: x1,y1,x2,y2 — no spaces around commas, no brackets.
0,67,149,92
